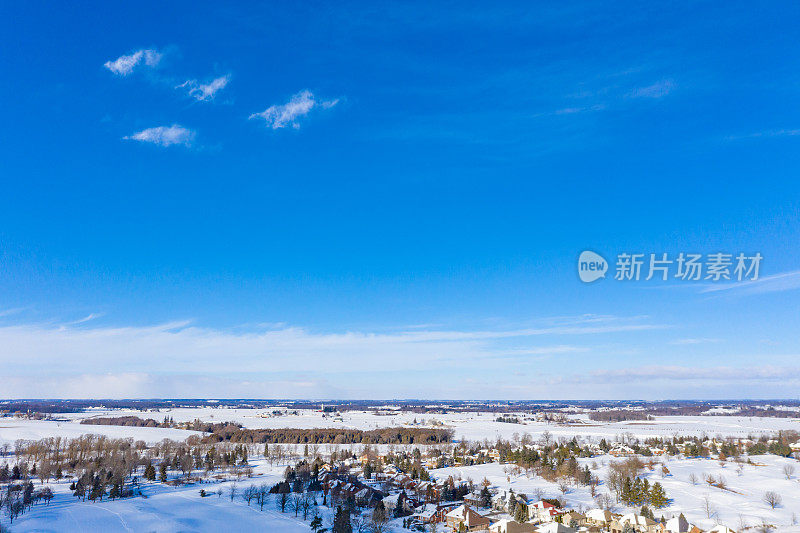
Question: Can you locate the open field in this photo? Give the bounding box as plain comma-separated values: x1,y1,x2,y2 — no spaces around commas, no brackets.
49,407,800,442
2,407,799,532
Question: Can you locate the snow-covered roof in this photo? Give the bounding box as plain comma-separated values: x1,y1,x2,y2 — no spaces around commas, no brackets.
586,509,613,523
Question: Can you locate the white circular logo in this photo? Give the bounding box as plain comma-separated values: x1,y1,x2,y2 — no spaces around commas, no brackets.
578,251,607,283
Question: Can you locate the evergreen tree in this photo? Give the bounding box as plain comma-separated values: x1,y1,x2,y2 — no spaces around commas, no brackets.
159,462,168,483
649,482,668,508
480,486,492,507
332,506,352,533
507,489,516,514
514,503,528,523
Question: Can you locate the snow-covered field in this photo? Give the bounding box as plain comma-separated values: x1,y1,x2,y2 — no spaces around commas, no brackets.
432,454,800,531
8,463,318,533
1,408,799,532
56,407,800,442
0,419,200,446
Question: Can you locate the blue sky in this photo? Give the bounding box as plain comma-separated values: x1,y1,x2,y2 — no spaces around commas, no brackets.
2,2,800,399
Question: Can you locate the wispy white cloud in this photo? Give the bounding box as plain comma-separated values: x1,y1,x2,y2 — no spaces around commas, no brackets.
579,364,800,383
124,124,196,147
0,316,661,377
700,269,800,295
104,49,162,76
0,307,27,318
64,313,104,326
177,74,230,101
553,104,607,115
669,337,720,345
0,373,344,400
724,129,800,141
628,79,675,99
249,90,339,129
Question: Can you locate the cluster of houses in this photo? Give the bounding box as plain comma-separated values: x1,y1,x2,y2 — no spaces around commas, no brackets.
312,456,745,533
436,502,735,533
303,435,786,533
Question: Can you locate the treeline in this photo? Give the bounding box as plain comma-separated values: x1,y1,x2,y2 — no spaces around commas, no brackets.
589,410,652,422
589,409,653,422
203,427,454,445
82,416,164,428
81,416,242,433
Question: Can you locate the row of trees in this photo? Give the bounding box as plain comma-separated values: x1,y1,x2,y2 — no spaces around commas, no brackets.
203,426,454,445
2,481,53,524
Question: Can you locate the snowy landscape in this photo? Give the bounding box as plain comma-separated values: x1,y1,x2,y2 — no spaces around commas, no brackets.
5,2,800,532
1,402,799,532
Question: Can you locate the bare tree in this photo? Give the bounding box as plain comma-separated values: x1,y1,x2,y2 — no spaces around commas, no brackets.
277,490,288,513
757,519,775,533
351,512,369,533
229,483,237,502
783,464,795,480
763,490,782,509
688,473,698,485
242,486,256,506
594,493,613,511
702,495,716,519
370,503,390,533
290,491,303,517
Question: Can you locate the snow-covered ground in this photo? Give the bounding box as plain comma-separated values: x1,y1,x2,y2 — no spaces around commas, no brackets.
2,408,799,532
432,454,800,531
0,419,200,446
55,407,800,442
8,463,324,533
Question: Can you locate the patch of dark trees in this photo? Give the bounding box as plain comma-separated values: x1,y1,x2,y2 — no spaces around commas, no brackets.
589,410,653,422
81,416,243,433
202,427,455,445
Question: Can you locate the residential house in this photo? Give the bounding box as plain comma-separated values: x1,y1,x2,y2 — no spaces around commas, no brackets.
536,522,576,533
585,509,614,526
529,500,563,523
665,515,689,533
561,511,586,527
708,527,734,533
464,490,486,508
489,519,538,533
620,514,657,533
445,504,492,532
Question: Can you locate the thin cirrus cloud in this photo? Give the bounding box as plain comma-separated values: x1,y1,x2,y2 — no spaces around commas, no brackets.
700,269,800,296
124,124,196,147
669,337,720,345
177,74,231,101
104,49,162,76
249,90,339,129
628,79,675,99
0,315,661,377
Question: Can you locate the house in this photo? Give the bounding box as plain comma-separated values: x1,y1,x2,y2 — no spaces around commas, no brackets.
665,515,689,533
489,519,538,533
464,490,486,507
610,445,635,457
536,522,576,533
609,519,624,533
620,514,656,533
561,511,586,527
529,500,563,523
414,502,460,524
492,491,511,511
708,527,734,533
585,509,613,526
445,504,492,532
